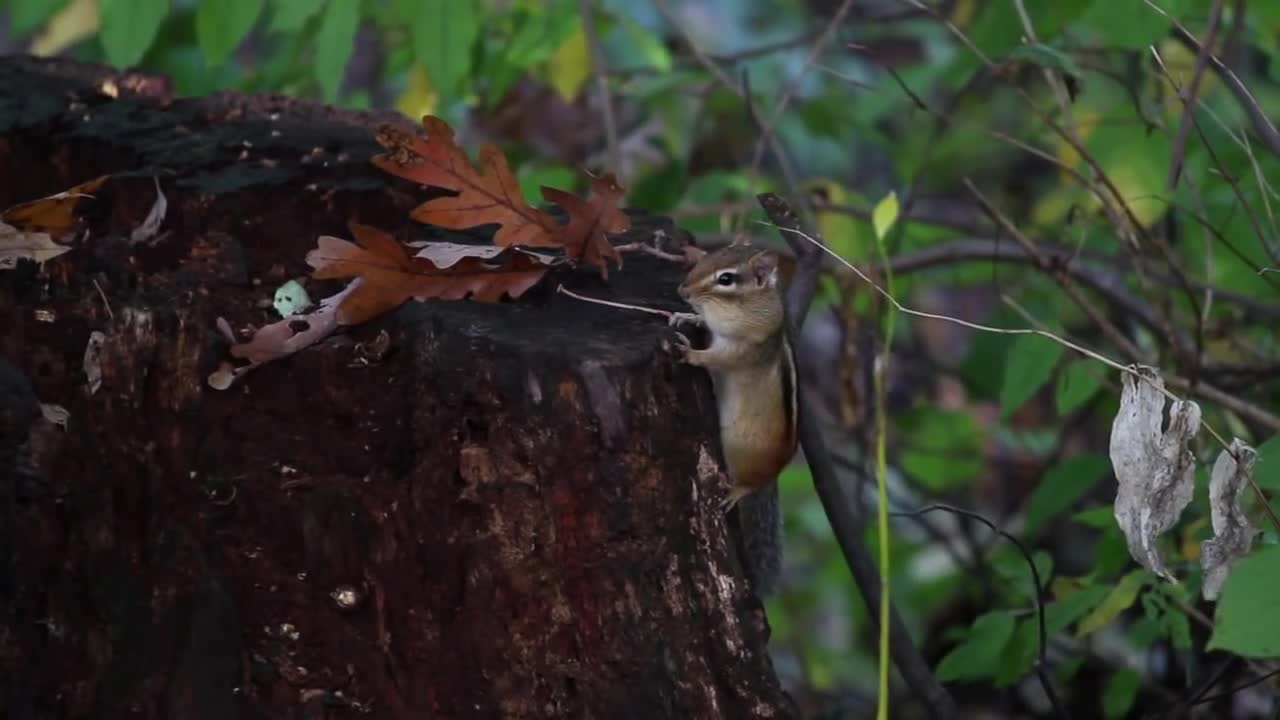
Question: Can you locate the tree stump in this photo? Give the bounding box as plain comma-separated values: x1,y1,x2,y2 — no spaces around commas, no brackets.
0,57,794,719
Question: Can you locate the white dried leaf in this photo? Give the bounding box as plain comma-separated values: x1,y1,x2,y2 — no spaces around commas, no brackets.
411,242,555,268
0,221,71,269
83,330,105,395
1109,366,1201,581
129,176,167,244
40,403,69,428
1200,439,1259,601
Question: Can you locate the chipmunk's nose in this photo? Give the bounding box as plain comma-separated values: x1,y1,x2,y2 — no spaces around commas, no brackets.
677,283,690,301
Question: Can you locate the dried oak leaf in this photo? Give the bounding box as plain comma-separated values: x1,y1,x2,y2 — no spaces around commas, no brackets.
371,118,560,248
1201,439,1259,601
540,173,629,272
2,174,109,240
306,222,550,325
1109,365,1201,581
371,117,629,274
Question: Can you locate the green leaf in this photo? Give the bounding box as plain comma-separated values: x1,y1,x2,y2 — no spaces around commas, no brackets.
268,0,325,32
900,408,984,490
197,0,264,67
1072,0,1182,49
936,611,1017,682
412,0,480,102
1208,545,1280,656
98,0,169,68
1048,583,1110,632
1024,453,1111,533
1073,505,1115,528
1256,434,1280,490
314,0,360,102
872,190,899,240
1000,333,1065,417
1077,570,1147,636
1103,668,1141,719
1055,358,1103,415
8,0,72,38
1009,42,1083,78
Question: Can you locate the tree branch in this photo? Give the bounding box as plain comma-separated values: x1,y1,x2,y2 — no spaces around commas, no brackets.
757,192,959,720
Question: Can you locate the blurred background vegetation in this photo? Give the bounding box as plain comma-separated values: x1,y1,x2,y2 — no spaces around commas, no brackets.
4,0,1280,717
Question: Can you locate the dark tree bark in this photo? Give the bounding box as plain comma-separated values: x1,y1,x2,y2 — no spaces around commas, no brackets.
0,56,794,720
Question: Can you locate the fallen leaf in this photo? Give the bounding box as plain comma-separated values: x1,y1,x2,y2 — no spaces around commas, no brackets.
83,330,105,395
40,403,69,428
207,284,348,390
540,172,629,273
306,223,551,325
129,176,168,244
0,222,71,269
1201,439,1259,601
371,117,630,273
1109,366,1201,581
372,118,560,247
2,174,108,240
410,240,555,269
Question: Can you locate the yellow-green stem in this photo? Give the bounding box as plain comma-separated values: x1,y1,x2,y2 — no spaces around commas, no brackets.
872,232,897,720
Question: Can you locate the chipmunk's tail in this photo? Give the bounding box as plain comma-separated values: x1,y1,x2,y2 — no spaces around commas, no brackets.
736,483,782,598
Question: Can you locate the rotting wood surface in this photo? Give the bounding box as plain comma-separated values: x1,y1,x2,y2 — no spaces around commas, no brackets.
0,56,794,720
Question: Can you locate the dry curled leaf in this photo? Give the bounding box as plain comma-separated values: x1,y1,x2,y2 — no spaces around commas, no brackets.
1201,439,1259,601
540,173,629,272
371,117,628,275
207,285,348,390
306,223,551,326
0,222,71,269
372,118,560,247
129,176,167,244
2,174,108,240
1109,366,1201,581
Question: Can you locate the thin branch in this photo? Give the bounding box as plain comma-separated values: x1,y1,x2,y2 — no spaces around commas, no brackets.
891,504,1068,720
1166,0,1225,189
758,193,960,720
746,0,857,179
578,0,621,179
1163,5,1280,160
761,220,1280,446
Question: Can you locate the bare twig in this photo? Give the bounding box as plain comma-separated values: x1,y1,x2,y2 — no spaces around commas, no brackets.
763,220,1280,443
893,504,1067,720
1166,0,1225,189
965,178,1153,365
1163,5,1280,160
746,0,857,179
578,0,621,178
758,193,959,720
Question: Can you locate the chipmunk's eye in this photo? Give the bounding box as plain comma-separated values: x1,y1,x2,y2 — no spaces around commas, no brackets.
716,272,737,286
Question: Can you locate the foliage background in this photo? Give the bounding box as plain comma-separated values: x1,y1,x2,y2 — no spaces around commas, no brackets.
4,0,1280,717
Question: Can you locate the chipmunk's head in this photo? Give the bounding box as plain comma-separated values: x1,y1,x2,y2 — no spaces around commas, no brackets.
678,238,784,339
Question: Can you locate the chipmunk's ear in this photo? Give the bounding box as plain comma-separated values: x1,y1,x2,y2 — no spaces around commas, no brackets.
749,250,779,288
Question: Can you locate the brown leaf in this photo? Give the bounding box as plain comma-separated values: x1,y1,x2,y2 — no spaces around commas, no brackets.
2,175,109,240
371,118,560,247
372,117,631,273
306,223,551,325
540,173,629,274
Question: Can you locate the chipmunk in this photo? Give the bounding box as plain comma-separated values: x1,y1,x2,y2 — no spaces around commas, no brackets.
670,237,798,596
